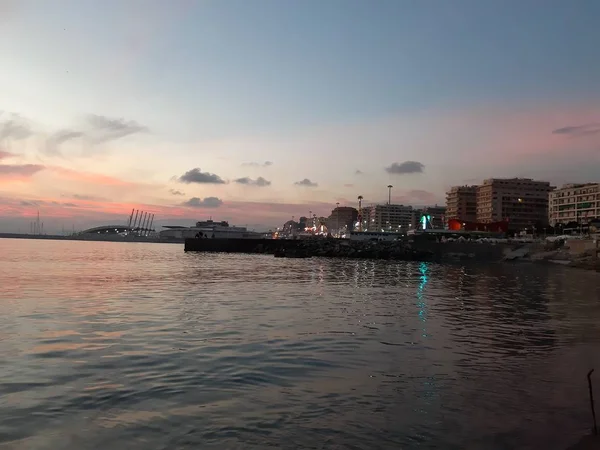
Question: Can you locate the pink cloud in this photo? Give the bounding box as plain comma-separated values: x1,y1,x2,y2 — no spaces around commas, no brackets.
0,163,45,183
0,150,17,160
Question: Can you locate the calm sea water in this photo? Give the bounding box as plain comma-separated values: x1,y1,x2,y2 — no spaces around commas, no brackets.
1,239,599,450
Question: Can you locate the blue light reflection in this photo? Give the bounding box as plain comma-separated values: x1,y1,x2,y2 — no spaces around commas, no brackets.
416,262,429,337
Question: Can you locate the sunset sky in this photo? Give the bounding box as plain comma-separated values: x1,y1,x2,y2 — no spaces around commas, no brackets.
1,0,599,232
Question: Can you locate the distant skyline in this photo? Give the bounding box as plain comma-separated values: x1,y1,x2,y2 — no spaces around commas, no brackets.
1,0,599,232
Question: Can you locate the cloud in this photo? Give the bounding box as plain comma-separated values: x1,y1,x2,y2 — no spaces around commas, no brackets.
86,114,148,143
62,193,109,202
44,129,84,156
385,161,425,175
355,170,363,175
552,123,600,138
20,200,40,206
181,196,223,208
242,161,273,167
0,150,16,160
0,113,33,141
294,178,318,187
169,189,185,196
177,168,226,184
0,164,44,177
344,183,354,188
19,199,78,208
234,176,271,187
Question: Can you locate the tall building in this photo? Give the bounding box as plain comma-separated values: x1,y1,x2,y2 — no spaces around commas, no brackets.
365,204,414,232
326,206,358,232
476,178,553,230
446,185,477,222
549,183,600,226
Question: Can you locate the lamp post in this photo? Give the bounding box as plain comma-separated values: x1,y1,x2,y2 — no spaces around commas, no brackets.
335,202,340,237
358,195,363,231
387,185,393,232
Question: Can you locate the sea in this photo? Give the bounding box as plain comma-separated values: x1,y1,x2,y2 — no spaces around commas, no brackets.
0,238,599,450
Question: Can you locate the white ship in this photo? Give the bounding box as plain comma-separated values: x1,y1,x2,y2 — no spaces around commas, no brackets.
159,220,266,240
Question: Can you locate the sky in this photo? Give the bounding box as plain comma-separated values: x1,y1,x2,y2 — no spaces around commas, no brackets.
1,0,599,232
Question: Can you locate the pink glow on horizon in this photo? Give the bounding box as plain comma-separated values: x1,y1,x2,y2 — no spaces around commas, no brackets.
1,195,335,226
47,166,141,187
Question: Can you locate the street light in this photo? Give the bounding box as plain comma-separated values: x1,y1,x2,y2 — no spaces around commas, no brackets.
358,195,363,231
335,202,340,237
387,185,393,232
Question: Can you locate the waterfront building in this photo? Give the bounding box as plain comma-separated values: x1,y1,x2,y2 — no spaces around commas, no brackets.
159,220,262,240
476,178,553,230
298,216,308,229
326,206,358,233
364,204,414,233
549,182,600,226
446,185,477,222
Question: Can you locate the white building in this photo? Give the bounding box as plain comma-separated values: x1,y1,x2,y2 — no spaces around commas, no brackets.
364,204,415,233
159,220,264,240
549,183,600,226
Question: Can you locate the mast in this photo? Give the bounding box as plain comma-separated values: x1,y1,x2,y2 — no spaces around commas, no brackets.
127,208,134,229
132,209,140,233
147,214,154,237
140,212,148,236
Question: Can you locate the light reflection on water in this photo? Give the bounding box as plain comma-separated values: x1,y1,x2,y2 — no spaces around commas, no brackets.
0,238,600,449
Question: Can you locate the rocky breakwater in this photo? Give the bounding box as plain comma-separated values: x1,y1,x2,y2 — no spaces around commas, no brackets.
185,237,510,263
277,239,437,261
503,237,600,271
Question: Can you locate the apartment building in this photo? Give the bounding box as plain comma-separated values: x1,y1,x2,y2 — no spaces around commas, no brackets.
326,206,358,231
549,183,600,226
476,178,553,230
365,204,414,232
446,185,477,222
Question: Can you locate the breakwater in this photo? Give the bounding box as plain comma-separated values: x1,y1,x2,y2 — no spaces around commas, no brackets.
184,237,510,262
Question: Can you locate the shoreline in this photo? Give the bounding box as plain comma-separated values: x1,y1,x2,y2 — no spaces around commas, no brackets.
0,233,182,244
3,234,598,271
503,238,600,272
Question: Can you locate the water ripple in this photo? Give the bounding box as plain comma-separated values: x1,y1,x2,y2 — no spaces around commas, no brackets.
0,239,599,449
